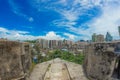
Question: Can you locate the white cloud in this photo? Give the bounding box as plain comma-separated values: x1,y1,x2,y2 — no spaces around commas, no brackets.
25,0,120,40
63,11,76,21
51,0,120,40
0,27,8,32
30,0,92,22
64,33,77,40
42,31,64,40
50,0,99,32
88,0,120,39
0,27,64,40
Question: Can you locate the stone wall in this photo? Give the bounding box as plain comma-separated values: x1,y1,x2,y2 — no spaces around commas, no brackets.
84,42,119,80
0,41,31,80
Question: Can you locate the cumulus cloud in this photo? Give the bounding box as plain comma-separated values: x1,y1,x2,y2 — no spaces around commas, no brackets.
0,27,64,40
42,31,64,40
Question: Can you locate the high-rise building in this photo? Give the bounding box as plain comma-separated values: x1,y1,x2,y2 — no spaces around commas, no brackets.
105,32,113,42
49,40,53,49
92,33,97,42
96,34,104,42
49,40,58,49
58,40,63,48
43,39,49,49
37,38,49,49
118,26,120,36
92,33,104,42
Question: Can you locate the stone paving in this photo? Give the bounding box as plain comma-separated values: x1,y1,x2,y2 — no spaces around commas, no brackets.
29,58,88,80
44,63,71,80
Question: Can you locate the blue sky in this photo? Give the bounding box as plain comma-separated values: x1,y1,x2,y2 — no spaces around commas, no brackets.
0,0,120,41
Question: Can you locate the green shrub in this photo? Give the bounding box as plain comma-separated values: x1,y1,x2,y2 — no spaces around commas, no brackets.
39,50,85,64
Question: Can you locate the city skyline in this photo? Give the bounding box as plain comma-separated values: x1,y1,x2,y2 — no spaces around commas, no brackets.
0,0,120,41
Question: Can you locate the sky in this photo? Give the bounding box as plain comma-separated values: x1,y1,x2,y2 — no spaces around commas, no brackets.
0,0,120,41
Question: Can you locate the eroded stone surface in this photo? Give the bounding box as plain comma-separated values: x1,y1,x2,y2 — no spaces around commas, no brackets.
29,58,88,80
0,41,32,80
84,42,120,80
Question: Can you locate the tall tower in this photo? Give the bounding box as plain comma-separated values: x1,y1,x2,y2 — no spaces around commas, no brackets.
92,33,97,42
105,32,113,42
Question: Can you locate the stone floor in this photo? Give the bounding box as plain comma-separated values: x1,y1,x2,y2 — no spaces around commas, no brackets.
28,58,88,80
44,63,70,80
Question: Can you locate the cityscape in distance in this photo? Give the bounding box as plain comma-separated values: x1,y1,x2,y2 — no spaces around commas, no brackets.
0,0,120,80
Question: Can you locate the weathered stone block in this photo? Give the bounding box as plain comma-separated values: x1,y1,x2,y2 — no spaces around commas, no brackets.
0,41,31,80
84,42,120,80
